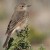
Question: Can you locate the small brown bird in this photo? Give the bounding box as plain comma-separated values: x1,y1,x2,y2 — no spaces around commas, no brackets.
3,3,31,48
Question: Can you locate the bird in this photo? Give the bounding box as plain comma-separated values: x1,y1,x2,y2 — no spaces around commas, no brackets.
3,3,31,48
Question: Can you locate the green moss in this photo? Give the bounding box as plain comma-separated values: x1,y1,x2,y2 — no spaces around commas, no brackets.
6,26,31,50
6,26,46,50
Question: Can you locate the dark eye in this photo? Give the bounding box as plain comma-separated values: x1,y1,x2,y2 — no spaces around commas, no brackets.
22,6,24,7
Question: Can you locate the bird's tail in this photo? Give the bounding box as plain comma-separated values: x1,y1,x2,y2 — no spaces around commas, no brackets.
3,33,11,48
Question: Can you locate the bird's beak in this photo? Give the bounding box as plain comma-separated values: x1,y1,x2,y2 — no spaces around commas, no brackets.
27,5,31,7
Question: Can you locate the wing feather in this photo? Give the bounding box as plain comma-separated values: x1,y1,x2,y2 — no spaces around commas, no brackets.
6,11,25,34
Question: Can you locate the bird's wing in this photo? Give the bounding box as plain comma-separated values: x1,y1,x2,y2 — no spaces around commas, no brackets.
6,11,25,34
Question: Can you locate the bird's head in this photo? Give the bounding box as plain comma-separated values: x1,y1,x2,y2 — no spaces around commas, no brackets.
15,3,31,11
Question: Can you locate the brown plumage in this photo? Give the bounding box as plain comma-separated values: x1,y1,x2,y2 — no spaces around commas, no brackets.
3,3,30,48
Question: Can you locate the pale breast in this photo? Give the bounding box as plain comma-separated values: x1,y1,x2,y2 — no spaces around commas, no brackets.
12,18,28,34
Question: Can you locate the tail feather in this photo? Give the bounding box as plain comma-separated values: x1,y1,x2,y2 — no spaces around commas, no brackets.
3,34,11,48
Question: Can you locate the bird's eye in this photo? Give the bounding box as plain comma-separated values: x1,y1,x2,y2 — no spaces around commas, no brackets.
22,6,24,7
